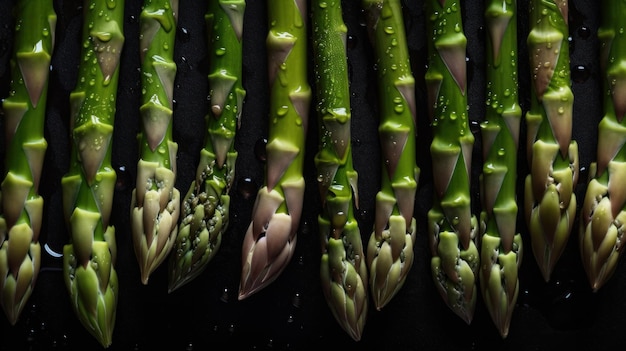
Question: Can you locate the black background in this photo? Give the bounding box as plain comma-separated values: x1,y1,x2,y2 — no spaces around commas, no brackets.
0,0,623,350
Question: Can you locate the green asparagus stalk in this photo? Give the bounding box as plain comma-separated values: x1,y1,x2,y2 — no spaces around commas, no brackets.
131,0,180,286
312,0,368,341
425,0,478,324
524,0,578,282
238,0,311,300
61,0,124,347
361,0,419,310
168,0,245,293
0,0,55,325
579,0,626,291
480,0,523,338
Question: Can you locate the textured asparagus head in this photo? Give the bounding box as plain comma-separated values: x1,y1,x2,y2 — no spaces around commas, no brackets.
479,0,523,338
524,0,578,282
61,0,125,346
131,0,180,285
579,0,626,291
312,0,368,340
0,0,56,325
238,0,311,300
361,0,419,311
168,0,245,293
425,0,478,324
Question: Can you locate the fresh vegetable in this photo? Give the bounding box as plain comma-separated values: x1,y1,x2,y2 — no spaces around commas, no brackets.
238,0,311,300
361,0,419,310
0,0,55,326
131,0,180,286
312,0,368,341
524,0,578,282
480,0,523,338
579,0,626,291
60,0,125,347
168,0,246,293
425,0,478,324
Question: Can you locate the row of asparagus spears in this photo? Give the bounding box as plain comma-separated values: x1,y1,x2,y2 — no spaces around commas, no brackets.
1,0,625,346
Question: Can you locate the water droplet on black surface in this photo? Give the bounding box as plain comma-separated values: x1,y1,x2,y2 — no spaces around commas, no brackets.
357,208,369,222
470,119,480,135
571,64,590,83
292,293,301,308
578,166,589,185
347,34,357,50
238,177,257,199
115,165,130,192
127,14,137,24
178,27,191,43
577,26,591,39
255,138,268,162
220,287,230,303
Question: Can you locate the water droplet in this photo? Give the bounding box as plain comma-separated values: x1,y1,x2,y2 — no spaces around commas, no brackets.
178,27,190,43
220,287,230,302
571,64,590,83
115,165,130,192
577,26,591,39
347,34,357,50
254,137,267,162
292,292,302,308
238,177,257,199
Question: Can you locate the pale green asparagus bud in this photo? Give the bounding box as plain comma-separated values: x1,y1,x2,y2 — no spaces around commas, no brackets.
168,0,245,293
524,0,578,282
361,0,419,311
312,0,368,341
239,0,311,300
479,0,523,338
131,0,180,286
61,0,124,347
579,0,626,292
425,0,478,324
0,0,55,326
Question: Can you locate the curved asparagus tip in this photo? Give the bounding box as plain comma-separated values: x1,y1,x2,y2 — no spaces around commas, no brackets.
525,0,578,282
0,0,55,325
361,0,419,311
480,0,523,338
312,0,368,340
63,227,118,348
238,0,310,299
425,0,478,323
131,0,180,285
238,187,300,300
168,0,245,293
579,0,626,291
61,0,124,346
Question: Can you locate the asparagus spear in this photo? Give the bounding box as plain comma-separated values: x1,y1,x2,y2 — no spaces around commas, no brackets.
579,0,626,291
361,0,419,310
312,0,368,340
0,0,55,325
480,0,523,338
524,0,578,282
61,0,124,347
238,0,311,300
425,0,478,324
168,0,245,293
131,0,180,286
